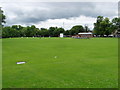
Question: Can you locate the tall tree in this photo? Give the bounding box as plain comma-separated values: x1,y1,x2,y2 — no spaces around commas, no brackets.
93,16,104,36
0,8,6,38
69,25,84,35
93,16,113,36
103,17,112,36
0,8,6,25
112,17,120,31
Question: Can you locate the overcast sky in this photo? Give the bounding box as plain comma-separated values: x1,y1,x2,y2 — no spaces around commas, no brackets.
0,1,118,30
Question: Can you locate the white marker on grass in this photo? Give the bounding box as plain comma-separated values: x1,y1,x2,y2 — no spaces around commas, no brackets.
16,61,26,64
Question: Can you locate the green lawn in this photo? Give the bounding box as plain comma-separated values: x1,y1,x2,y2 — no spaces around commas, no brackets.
2,37,118,88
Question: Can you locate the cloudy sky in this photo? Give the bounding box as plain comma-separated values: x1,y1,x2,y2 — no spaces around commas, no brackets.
0,0,119,30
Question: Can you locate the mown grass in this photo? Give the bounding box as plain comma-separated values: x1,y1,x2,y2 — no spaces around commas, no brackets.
2,37,118,88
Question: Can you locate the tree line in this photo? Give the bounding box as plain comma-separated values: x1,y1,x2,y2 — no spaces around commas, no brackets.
0,8,120,38
2,25,91,38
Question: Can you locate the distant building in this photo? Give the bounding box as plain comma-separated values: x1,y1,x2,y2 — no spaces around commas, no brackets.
72,32,93,39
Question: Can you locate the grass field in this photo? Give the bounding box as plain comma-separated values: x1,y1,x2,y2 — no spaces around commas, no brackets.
2,37,118,88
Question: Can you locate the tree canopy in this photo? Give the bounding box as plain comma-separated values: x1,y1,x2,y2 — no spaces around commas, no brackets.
93,16,120,36
0,8,6,25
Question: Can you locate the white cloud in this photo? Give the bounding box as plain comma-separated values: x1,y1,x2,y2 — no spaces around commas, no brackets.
35,15,96,30
0,0,119,2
